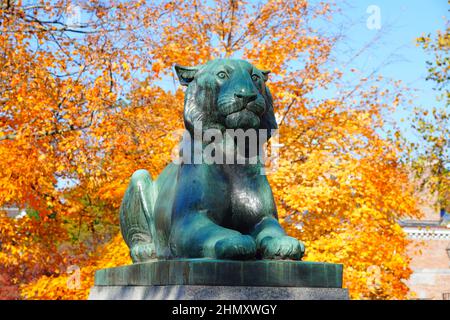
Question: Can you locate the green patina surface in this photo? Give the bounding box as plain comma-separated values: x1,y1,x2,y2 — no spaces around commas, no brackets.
94,260,343,288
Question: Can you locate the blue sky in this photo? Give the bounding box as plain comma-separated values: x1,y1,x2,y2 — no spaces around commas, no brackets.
333,0,446,97
321,0,448,140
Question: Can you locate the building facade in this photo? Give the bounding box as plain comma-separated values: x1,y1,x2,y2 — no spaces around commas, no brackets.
401,211,450,300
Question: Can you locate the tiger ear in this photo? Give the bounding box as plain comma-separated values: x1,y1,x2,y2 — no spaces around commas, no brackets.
174,64,201,86
260,70,270,82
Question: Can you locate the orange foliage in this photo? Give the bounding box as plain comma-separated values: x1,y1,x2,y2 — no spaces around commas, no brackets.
20,233,130,300
0,1,421,300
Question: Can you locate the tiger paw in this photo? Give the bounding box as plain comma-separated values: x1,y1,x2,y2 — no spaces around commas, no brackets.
214,235,257,260
258,236,305,260
130,243,155,263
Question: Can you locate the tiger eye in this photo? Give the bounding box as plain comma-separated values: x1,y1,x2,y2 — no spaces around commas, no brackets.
217,71,227,79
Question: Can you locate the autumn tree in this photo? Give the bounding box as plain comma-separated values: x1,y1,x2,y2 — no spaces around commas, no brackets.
1,1,421,299
0,0,166,295
410,26,449,217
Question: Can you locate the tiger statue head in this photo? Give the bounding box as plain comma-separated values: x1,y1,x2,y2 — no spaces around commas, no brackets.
175,59,277,138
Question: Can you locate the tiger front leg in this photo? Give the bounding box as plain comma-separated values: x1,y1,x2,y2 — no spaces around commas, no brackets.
169,212,257,259
120,169,156,262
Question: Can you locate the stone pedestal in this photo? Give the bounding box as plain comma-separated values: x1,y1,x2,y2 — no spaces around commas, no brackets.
89,259,349,300
89,285,348,300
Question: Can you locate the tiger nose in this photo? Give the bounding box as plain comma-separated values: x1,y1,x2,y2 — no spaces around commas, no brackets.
235,91,257,106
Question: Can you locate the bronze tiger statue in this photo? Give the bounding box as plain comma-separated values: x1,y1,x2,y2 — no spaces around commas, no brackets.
120,59,305,262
